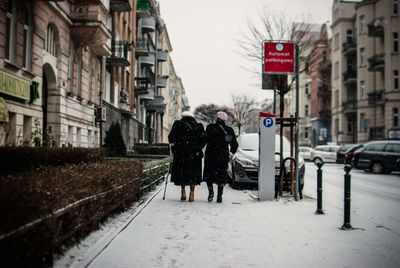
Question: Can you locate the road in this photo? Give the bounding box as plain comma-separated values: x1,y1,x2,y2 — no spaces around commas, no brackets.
303,162,400,235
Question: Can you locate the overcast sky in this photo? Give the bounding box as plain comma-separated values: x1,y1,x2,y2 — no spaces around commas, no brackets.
160,0,334,111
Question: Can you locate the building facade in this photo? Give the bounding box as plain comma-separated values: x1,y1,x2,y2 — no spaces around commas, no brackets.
331,0,400,144
0,0,187,148
308,23,333,147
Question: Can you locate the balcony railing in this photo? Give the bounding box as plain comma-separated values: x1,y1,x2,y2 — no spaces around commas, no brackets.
146,96,166,113
342,100,357,112
157,50,168,62
367,91,383,105
318,61,331,73
319,109,331,118
110,0,131,12
342,70,357,84
70,2,111,56
135,38,151,57
368,19,384,38
156,76,168,88
140,17,156,33
106,41,130,67
342,40,357,56
134,77,150,95
140,88,155,101
368,54,385,72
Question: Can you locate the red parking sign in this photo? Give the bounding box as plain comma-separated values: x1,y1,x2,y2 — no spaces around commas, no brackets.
263,42,295,74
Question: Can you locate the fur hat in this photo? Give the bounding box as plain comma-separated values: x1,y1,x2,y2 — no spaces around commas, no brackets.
181,111,194,118
216,111,228,121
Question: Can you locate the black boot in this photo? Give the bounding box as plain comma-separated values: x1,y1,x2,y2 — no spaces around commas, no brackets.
217,185,224,203
207,183,214,202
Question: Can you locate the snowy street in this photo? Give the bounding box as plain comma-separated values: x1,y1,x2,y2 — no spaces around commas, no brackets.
56,163,400,268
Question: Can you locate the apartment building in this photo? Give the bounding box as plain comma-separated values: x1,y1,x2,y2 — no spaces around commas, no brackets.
307,23,333,147
331,0,400,144
0,0,187,148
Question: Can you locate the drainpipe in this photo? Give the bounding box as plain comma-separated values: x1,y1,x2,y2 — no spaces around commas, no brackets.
99,56,105,147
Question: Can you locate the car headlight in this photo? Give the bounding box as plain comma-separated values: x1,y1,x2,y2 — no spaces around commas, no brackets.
236,157,256,168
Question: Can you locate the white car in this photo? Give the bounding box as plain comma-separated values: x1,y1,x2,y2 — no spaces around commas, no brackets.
299,146,313,161
311,145,340,164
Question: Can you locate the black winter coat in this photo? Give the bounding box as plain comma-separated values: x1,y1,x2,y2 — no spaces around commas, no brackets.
203,121,238,185
168,117,205,186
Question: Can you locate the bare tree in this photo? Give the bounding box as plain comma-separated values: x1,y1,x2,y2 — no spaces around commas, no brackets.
194,104,228,125
227,93,257,135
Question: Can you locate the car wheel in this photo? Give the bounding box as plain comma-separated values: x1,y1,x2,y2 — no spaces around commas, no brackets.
313,157,323,165
371,161,384,174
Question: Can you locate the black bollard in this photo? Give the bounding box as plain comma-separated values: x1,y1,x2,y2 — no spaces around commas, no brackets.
341,164,353,230
315,159,324,215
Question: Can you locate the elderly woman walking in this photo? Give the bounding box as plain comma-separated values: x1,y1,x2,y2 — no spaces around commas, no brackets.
203,111,238,203
168,111,205,202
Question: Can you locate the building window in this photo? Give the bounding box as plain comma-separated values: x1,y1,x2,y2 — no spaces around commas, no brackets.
394,33,399,53
305,105,309,117
347,117,353,133
322,51,327,63
68,126,73,146
334,61,339,79
394,108,399,127
305,83,309,95
67,42,74,93
335,90,339,108
347,30,353,42
23,6,33,71
360,48,366,67
360,113,370,133
334,33,339,50
394,0,399,15
394,70,399,91
77,48,83,96
360,80,366,99
46,24,57,56
88,57,93,102
360,15,365,34
6,0,17,63
76,128,81,147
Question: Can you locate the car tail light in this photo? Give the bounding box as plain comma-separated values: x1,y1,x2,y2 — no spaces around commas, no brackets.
314,147,319,150
345,153,351,159
337,147,341,155
354,151,361,156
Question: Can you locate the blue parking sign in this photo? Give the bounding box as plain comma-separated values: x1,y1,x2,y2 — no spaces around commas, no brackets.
263,117,274,128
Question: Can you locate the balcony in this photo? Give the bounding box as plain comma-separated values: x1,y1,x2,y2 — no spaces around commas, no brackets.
146,96,166,113
139,88,154,101
110,0,131,12
106,41,130,67
157,50,168,62
368,54,385,72
342,100,357,113
342,40,357,56
367,91,383,105
135,38,151,57
140,53,155,66
134,77,150,95
368,18,384,38
70,1,112,56
342,70,357,85
318,61,331,73
317,84,331,98
319,109,331,119
156,76,168,88
140,17,156,33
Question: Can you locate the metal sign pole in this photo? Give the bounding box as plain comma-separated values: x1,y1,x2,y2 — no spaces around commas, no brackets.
294,43,300,201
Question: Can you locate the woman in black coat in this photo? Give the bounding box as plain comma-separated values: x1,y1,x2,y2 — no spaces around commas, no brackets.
168,111,205,202
203,111,238,203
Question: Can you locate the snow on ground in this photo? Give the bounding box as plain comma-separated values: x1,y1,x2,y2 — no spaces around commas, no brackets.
55,163,400,268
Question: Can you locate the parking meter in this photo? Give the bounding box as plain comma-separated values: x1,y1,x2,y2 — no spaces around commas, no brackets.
259,112,277,201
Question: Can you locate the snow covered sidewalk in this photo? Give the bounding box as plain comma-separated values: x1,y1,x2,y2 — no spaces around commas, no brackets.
56,170,400,268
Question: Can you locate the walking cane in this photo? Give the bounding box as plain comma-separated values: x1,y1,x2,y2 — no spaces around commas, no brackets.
163,144,172,200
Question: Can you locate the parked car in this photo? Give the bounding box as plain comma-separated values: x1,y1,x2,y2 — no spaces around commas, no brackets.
299,146,313,161
311,145,340,164
344,144,364,165
357,140,400,174
228,133,305,192
336,144,363,164
352,148,363,169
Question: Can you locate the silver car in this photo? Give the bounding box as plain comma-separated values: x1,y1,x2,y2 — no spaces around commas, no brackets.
310,145,340,164
228,133,305,192
299,146,313,161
